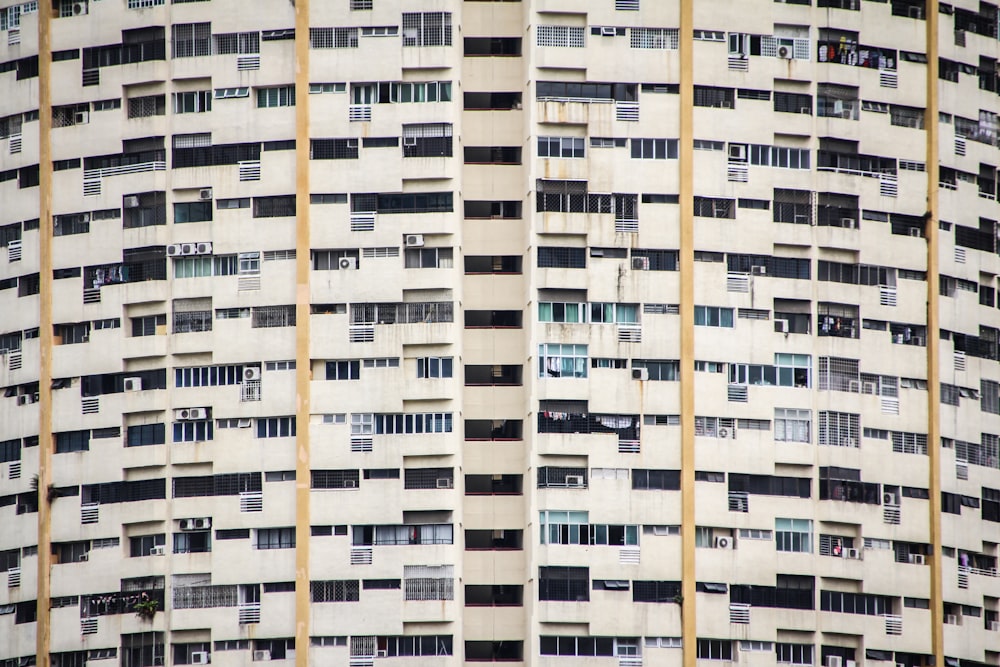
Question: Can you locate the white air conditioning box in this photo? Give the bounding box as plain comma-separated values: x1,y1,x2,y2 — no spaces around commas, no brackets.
339,257,358,270
123,377,143,391
123,196,140,208
180,243,197,255
191,652,209,665
564,475,584,487
632,368,649,381
175,407,208,421
199,188,213,200
149,545,166,556
436,478,453,489
243,367,261,381
167,244,182,257
404,234,424,247
196,242,212,255
714,536,733,549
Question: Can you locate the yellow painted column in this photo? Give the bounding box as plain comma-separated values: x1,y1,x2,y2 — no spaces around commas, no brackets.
36,3,54,666
293,1,312,665
678,1,696,665
924,1,943,664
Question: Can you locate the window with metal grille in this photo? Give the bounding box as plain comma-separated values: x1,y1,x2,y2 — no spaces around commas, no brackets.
402,123,453,157
694,86,735,108
310,139,358,159
538,566,589,601
633,580,680,603
172,472,261,498
251,305,295,328
350,0,372,8
404,565,454,600
537,467,587,488
817,83,859,119
309,27,358,48
774,91,812,114
311,469,360,489
773,189,811,224
536,25,585,48
817,357,859,392
121,632,165,667
212,31,259,55
173,298,212,333
538,246,586,268
257,86,294,107
403,468,453,489
817,411,860,446
123,191,166,228
632,249,678,270
171,23,211,58
252,196,296,218
630,27,677,49
693,197,734,218
402,12,452,47
53,213,90,237
311,580,359,602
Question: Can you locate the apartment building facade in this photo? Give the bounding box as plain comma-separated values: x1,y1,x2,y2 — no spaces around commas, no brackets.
1,0,999,665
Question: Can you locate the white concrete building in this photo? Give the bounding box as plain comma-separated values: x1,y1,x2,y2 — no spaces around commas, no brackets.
0,0,999,666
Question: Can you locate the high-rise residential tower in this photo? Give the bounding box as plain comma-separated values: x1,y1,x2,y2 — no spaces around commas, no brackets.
1,1,999,666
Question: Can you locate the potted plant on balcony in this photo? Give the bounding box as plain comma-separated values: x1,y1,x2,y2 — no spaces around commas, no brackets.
133,593,158,620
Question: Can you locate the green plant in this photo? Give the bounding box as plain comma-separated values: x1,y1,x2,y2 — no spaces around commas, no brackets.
133,597,158,620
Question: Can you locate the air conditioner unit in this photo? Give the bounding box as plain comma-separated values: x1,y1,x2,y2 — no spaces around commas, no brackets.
190,652,209,665
377,650,388,658
909,554,926,565
728,144,747,161
32,392,39,403
243,367,261,381
176,407,208,421
800,107,811,114
123,377,143,392
721,100,732,108
632,368,649,381
343,479,357,488
194,518,212,530
565,475,584,487
180,243,197,255
149,545,166,556
989,620,999,631
883,492,897,505
74,110,89,124
180,519,198,531
750,265,767,276
338,257,358,270
253,650,271,661
72,1,87,16
78,553,89,562
862,382,876,394
846,661,857,667
774,319,789,333
827,656,843,667
601,26,617,36
844,548,861,559
199,189,213,200
123,196,140,208
405,234,424,247
196,242,213,255
840,217,855,228
718,427,730,439
714,536,733,549
167,244,182,257
777,45,792,59
402,136,417,146
794,214,810,225
908,227,921,237
16,395,28,406
631,256,650,270
945,614,959,625
433,478,453,489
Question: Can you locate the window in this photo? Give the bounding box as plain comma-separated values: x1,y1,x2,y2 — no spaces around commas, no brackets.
311,580,360,602
539,344,588,378
694,86,735,108
697,640,733,661
538,566,589,601
775,518,812,553
774,92,812,114
174,201,212,223
402,123,452,157
256,417,296,438
631,138,678,159
127,95,166,119
327,360,360,380
127,424,165,447
632,469,681,490
693,197,734,218
256,528,295,550
774,189,812,224
257,86,295,108
417,357,453,378
633,580,681,603
172,421,213,443
694,306,734,327
173,531,211,554
817,411,860,447
404,247,453,268
632,360,679,381
171,23,211,58
775,408,810,443
537,25,586,48
402,12,452,47
310,27,359,48
172,91,211,114
776,643,813,665
538,136,585,158
538,247,586,269
129,534,165,557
